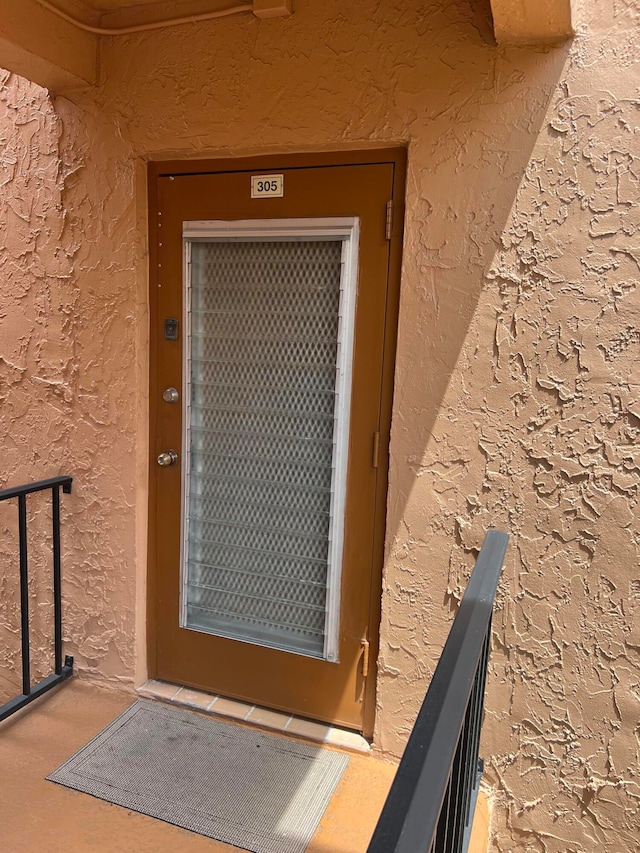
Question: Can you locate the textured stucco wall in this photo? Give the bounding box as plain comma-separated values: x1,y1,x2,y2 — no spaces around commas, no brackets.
1,0,639,848
471,4,640,847
0,70,138,692
0,71,73,698
0,71,68,480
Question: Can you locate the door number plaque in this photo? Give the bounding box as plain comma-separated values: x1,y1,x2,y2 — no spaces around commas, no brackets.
251,174,284,198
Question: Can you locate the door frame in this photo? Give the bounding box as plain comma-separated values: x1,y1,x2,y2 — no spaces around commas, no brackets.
146,148,406,738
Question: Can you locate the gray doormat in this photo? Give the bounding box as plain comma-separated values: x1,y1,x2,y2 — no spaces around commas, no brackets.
47,699,349,853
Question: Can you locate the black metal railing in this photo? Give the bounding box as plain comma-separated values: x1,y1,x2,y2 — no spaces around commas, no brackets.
0,476,74,723
368,529,509,853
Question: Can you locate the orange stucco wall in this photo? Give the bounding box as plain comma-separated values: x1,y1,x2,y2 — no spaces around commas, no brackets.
1,0,639,849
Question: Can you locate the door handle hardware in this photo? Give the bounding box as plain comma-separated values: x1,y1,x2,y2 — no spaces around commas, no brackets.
385,199,393,240
372,432,380,469
157,450,178,467
361,639,370,678
162,387,180,403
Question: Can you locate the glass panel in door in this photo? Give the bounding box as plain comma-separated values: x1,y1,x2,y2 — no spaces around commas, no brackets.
183,232,355,660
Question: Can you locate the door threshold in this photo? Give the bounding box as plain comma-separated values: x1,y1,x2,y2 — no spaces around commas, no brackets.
138,679,371,754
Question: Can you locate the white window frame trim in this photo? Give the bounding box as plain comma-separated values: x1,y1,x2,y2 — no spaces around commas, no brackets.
180,217,360,664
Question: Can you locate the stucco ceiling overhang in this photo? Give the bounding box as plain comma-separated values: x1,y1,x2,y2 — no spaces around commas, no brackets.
0,0,575,93
490,0,574,44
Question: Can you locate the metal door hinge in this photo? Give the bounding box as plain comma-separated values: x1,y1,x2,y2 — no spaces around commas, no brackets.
361,639,370,678
385,200,393,240
372,431,380,469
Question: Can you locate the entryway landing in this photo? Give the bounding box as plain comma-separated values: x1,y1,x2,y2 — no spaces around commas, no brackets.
0,679,395,853
138,678,371,753
0,678,491,852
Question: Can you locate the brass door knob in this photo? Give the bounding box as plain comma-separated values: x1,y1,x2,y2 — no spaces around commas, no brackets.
157,450,178,467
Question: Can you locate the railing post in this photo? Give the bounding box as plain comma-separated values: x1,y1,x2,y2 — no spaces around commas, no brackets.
18,493,31,696
52,485,63,676
367,530,509,853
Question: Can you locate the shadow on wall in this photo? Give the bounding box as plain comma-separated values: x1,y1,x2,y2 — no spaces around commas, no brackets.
386,41,574,545
386,45,570,596
380,38,573,727
380,4,640,849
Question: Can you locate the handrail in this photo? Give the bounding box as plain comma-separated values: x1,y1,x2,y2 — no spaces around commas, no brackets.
0,475,73,501
0,476,74,723
367,529,509,853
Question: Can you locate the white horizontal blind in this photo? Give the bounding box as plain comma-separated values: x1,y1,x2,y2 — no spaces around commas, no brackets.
183,230,355,659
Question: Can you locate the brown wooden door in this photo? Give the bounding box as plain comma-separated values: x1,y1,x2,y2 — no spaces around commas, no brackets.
149,154,403,734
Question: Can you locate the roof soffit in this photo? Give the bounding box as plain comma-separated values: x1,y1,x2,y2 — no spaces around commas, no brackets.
0,0,575,94
24,1,577,39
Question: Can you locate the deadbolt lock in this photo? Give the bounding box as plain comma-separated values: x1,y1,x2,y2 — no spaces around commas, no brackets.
162,387,180,403
162,386,180,403
157,450,178,467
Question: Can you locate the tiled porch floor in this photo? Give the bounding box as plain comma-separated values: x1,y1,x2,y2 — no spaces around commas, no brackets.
0,678,490,852
0,679,396,853
138,678,371,753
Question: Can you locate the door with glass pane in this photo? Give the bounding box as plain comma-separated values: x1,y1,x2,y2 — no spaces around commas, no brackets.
149,154,403,734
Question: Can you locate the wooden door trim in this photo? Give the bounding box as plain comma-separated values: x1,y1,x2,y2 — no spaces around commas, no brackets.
363,153,406,737
148,147,407,181
146,166,160,679
146,148,406,740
